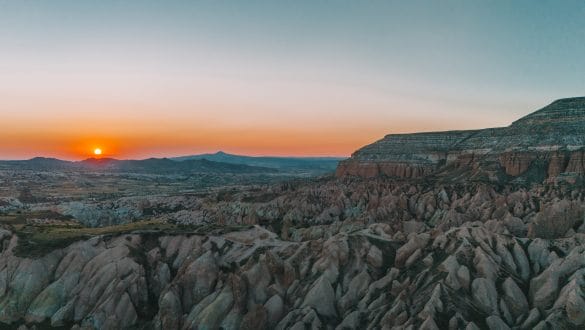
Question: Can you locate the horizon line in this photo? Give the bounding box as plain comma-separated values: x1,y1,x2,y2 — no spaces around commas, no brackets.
0,151,349,162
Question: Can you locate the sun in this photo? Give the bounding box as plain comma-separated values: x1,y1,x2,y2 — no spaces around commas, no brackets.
93,148,102,156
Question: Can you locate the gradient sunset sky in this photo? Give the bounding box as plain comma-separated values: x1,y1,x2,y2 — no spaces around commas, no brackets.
1,1,584,160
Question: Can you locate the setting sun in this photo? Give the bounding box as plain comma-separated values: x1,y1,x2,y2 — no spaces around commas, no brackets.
93,148,102,156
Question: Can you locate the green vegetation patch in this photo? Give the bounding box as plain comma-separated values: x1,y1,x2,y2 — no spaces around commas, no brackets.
9,219,255,258
13,220,178,258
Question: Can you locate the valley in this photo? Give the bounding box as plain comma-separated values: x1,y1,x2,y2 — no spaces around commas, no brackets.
0,98,584,329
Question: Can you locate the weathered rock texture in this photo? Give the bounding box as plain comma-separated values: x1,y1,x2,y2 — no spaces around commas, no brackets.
2,222,584,329
337,97,585,182
2,97,585,330
1,177,584,329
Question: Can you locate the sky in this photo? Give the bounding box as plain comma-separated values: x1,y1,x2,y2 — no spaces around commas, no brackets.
0,0,584,160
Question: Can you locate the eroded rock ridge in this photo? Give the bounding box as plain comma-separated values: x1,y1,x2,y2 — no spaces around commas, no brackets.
337,97,585,182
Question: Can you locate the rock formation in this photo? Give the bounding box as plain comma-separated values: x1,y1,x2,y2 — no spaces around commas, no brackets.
1,97,585,329
337,97,585,183
1,222,584,329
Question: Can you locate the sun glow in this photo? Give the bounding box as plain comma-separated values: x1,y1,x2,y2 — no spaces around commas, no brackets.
93,148,102,156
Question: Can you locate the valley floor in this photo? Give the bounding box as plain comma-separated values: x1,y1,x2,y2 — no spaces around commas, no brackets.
0,170,584,329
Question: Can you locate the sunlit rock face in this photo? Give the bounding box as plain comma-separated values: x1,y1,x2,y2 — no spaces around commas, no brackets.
337,97,585,182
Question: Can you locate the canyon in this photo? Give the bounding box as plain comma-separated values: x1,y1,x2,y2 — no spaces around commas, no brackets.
0,97,584,329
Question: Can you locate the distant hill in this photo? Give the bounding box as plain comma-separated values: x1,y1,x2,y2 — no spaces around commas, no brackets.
0,152,345,176
173,151,345,174
0,157,72,171
0,157,276,175
78,157,277,174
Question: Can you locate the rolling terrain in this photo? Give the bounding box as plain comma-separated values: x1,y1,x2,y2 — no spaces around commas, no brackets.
174,151,344,175
0,157,276,175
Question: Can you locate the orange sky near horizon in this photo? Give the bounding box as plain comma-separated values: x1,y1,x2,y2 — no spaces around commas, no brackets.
1,89,529,160
0,75,525,160
0,90,527,160
2,1,580,160
0,114,436,160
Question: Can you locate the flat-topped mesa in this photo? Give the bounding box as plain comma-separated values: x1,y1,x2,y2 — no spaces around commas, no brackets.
511,97,585,128
337,97,585,182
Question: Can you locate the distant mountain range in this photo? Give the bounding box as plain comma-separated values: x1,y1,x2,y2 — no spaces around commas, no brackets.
173,151,345,173
0,157,274,174
0,152,345,176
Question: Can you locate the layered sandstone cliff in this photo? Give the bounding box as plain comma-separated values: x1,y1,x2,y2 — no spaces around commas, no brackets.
337,97,585,182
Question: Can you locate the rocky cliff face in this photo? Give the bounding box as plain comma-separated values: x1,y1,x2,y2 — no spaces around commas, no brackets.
337,97,585,182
